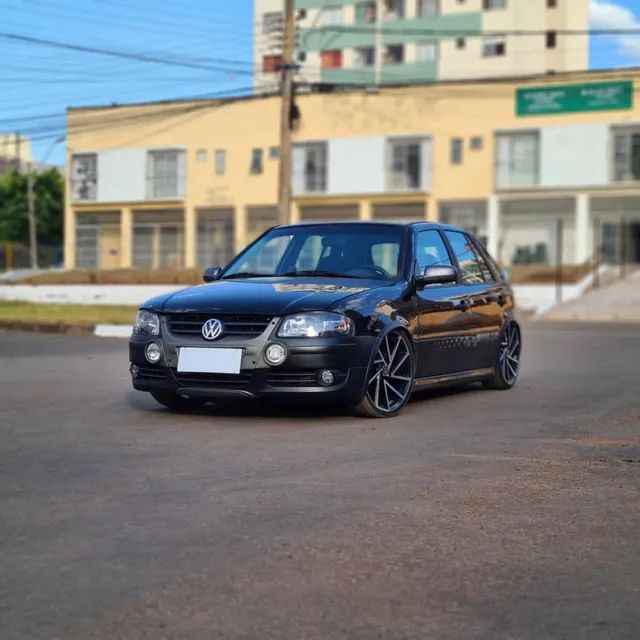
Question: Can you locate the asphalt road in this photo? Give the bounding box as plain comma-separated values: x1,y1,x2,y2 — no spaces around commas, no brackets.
1,324,639,640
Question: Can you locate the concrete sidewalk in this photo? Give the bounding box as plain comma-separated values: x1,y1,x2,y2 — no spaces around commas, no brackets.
541,269,640,322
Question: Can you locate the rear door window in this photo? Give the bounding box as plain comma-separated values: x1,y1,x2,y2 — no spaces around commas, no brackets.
444,231,485,284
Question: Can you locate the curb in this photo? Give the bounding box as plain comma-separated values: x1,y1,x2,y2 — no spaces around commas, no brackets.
0,320,131,337
94,324,132,338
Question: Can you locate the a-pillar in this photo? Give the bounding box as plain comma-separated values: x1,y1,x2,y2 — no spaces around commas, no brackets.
120,206,132,268
575,193,590,265
184,204,197,268
487,195,500,260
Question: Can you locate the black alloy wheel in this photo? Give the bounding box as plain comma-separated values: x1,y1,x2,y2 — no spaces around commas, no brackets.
484,321,522,390
353,330,414,418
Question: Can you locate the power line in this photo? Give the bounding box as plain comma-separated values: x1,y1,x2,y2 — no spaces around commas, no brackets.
0,31,256,75
310,25,640,37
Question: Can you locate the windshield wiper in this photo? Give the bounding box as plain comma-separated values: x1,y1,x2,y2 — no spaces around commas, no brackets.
280,270,362,279
221,272,274,280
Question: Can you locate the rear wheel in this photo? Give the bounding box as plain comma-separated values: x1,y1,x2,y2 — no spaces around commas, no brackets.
483,321,521,390
150,391,208,411
352,330,414,418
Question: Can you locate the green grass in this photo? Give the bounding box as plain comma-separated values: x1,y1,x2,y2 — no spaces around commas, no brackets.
0,301,137,326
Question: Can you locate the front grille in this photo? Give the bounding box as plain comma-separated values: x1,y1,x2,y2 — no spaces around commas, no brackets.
267,370,347,388
172,370,252,389
166,314,273,338
136,366,167,381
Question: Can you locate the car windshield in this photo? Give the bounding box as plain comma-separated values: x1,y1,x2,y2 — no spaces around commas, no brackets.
223,224,405,280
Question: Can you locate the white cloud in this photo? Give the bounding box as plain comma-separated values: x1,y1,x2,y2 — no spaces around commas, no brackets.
591,0,640,62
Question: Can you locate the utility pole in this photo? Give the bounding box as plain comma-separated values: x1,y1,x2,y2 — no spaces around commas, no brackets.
276,0,296,226
555,218,564,305
26,162,39,269
15,131,21,172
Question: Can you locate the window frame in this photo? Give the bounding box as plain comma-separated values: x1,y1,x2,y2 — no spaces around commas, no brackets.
146,149,185,200
482,36,507,57
354,46,376,67
293,141,328,194
450,138,464,166
214,149,226,175
262,11,283,35
386,136,427,192
320,49,343,69
496,130,540,189
611,127,640,184
383,44,405,65
442,229,488,284
319,5,343,26
250,148,264,175
71,153,98,202
355,1,377,24
483,0,507,10
414,228,455,277
417,0,439,17
416,41,438,63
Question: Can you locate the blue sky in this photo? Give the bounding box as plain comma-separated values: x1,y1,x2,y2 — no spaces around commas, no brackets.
1,0,639,165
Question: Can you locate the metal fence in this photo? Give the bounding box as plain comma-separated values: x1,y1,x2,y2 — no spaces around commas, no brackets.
0,242,63,273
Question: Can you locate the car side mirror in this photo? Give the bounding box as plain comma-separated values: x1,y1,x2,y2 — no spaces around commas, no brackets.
203,266,222,283
415,265,458,290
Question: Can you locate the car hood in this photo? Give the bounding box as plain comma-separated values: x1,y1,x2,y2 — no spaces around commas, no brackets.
144,277,393,315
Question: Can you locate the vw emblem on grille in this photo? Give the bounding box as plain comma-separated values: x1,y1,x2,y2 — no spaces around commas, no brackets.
201,318,223,341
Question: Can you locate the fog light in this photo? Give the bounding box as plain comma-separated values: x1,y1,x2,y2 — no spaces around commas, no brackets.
319,369,335,386
145,342,162,364
130,364,139,377
264,343,287,366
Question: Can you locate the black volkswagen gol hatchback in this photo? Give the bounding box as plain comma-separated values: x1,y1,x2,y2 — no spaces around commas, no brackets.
129,222,521,418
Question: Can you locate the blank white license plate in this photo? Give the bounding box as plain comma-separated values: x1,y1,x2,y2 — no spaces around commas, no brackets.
177,348,243,374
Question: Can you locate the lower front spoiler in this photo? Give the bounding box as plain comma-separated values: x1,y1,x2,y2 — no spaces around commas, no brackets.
131,365,368,402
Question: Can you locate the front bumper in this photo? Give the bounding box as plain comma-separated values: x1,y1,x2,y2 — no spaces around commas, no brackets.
129,318,374,402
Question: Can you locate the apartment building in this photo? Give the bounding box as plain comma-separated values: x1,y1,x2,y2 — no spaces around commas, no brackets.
0,133,33,172
65,68,640,272
254,0,589,90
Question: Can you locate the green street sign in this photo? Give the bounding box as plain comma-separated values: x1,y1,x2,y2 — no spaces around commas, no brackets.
516,80,633,116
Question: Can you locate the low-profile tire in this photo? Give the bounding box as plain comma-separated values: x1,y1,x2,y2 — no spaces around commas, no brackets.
483,321,522,390
150,391,208,411
352,330,414,418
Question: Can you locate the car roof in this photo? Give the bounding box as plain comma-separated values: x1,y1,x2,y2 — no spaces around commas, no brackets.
274,220,466,233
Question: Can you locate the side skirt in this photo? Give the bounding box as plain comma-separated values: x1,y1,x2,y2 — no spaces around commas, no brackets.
413,367,494,390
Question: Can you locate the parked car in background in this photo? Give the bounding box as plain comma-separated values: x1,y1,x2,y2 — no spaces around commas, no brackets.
129,222,521,418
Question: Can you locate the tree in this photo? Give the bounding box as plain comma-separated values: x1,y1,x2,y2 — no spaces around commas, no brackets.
0,168,64,247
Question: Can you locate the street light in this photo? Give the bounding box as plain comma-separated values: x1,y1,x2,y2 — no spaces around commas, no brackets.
26,135,65,270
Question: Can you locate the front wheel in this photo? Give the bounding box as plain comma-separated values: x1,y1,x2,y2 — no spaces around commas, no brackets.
483,321,522,390
352,330,414,418
150,391,208,411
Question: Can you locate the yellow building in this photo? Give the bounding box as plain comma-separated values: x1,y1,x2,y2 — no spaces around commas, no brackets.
66,67,640,270
0,133,32,169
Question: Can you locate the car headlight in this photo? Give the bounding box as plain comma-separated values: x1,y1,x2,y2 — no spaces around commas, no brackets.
277,312,353,338
133,310,160,336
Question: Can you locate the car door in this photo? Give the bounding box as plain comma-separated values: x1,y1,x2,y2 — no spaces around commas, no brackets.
413,229,476,378
443,230,503,370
